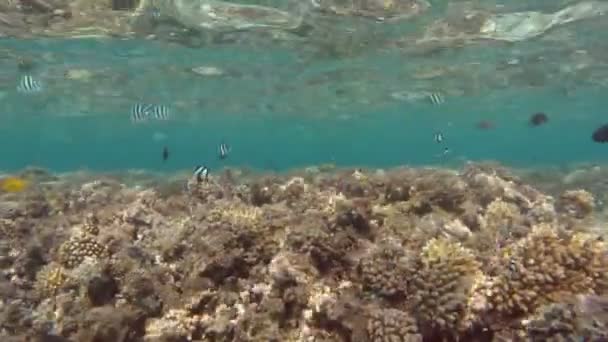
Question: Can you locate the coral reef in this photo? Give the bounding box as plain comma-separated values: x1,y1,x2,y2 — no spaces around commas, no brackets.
1,163,608,341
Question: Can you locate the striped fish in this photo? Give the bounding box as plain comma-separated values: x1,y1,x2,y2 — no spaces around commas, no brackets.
130,103,153,123
428,92,444,105
193,165,209,183
434,131,443,143
218,142,231,160
150,105,170,120
16,75,42,93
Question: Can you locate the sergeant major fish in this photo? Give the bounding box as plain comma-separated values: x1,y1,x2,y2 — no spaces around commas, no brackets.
150,105,170,121
131,103,153,123
218,142,231,160
17,75,42,93
428,92,444,105
193,165,209,183
434,131,444,143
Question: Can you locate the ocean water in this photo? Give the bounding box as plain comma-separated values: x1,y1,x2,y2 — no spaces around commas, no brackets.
1,2,608,173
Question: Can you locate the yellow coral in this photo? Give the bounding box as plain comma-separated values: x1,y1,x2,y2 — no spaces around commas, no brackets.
209,203,261,227
35,263,70,297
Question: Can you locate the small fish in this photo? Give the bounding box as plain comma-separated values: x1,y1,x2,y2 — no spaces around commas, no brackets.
434,131,444,143
149,7,161,19
592,124,608,143
193,165,209,183
162,146,169,161
0,176,29,193
131,103,152,123
17,75,42,93
529,112,548,126
218,142,231,160
476,120,494,130
428,92,444,105
442,147,450,155
150,105,170,120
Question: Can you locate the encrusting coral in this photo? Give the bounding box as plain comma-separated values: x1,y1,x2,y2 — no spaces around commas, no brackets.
1,163,608,341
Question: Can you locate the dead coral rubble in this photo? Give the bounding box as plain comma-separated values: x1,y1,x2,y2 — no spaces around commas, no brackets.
1,163,608,341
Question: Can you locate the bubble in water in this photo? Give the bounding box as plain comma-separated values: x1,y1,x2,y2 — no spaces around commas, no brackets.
153,132,167,142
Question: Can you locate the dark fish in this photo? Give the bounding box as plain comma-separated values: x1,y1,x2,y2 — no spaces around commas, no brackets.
162,146,169,161
434,131,444,143
131,103,152,123
17,75,42,93
428,92,444,105
592,124,608,143
193,165,209,183
151,105,170,120
476,120,494,130
529,112,548,126
218,142,231,160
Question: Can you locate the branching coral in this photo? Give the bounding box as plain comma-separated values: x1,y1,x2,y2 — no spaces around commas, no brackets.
367,308,422,342
407,237,482,335
357,244,413,300
476,225,608,324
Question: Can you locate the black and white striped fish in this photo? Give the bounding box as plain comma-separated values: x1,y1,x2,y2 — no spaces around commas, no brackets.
131,103,153,123
218,142,231,160
149,7,161,20
16,75,42,93
428,92,444,105
193,165,209,183
150,105,170,120
434,131,444,143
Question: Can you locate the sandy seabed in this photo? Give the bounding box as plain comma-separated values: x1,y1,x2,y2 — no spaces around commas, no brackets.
1,163,608,342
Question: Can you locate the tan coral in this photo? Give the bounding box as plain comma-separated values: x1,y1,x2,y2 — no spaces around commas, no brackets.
407,238,482,334
58,235,107,268
477,225,608,324
144,309,202,341
483,198,521,232
557,189,595,220
367,308,422,342
208,202,262,227
358,244,413,299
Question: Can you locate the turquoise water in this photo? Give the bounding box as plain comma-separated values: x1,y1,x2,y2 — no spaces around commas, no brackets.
1,8,608,173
